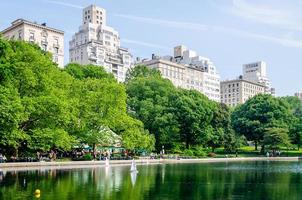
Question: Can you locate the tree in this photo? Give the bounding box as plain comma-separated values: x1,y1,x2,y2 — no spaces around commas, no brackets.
281,96,302,149
171,89,214,149
29,128,76,152
263,127,290,155
125,65,161,83
0,37,155,157
65,63,155,152
231,94,292,151
207,103,232,152
0,86,27,155
126,75,179,152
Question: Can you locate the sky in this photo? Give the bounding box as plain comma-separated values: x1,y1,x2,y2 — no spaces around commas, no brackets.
1,0,302,96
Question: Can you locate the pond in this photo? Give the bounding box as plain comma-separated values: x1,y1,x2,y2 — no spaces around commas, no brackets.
1,161,302,200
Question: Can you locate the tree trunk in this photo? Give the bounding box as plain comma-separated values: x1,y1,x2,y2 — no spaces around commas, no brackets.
255,141,258,151
298,143,300,150
16,147,18,158
92,143,96,160
260,144,265,154
186,139,189,149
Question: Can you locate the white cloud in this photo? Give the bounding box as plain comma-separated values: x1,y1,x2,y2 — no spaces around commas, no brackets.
214,26,302,48
43,0,84,9
115,13,302,49
122,39,170,50
229,0,302,31
113,14,208,31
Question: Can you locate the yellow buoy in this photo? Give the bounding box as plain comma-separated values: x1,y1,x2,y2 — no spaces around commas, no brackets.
34,189,41,195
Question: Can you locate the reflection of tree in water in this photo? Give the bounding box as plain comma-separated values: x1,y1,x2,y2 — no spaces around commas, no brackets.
0,162,302,199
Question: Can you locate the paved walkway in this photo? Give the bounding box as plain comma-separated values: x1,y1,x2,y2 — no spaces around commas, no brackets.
0,157,299,171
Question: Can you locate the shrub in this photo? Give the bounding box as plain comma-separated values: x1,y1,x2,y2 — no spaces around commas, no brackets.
183,149,194,156
72,153,93,161
194,148,207,157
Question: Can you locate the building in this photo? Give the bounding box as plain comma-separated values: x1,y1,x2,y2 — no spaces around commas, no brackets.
295,92,302,101
69,5,133,82
220,76,265,107
1,19,64,67
140,57,185,88
140,45,221,102
242,61,274,95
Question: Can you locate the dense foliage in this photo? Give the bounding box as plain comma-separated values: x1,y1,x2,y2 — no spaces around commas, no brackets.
1,37,302,158
126,66,237,153
0,38,154,157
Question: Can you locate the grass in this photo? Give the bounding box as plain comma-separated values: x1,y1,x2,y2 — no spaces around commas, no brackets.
213,146,302,157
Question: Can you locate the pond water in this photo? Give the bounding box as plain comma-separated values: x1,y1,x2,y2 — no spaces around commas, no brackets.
1,161,302,200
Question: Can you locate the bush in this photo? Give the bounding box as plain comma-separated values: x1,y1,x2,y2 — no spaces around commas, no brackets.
194,148,207,157
171,144,184,154
183,149,194,156
72,153,93,161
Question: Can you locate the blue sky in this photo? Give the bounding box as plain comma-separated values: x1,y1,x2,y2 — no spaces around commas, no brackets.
1,0,302,96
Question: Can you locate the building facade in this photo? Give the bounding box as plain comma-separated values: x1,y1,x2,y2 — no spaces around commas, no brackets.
1,19,64,67
295,93,302,101
140,45,221,102
220,77,265,107
242,61,274,95
69,5,133,82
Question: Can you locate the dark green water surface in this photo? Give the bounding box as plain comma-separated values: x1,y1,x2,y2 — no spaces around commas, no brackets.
1,161,302,200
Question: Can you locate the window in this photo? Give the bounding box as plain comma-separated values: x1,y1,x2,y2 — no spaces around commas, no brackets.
54,47,59,54
54,38,59,46
29,32,35,41
18,31,22,39
42,44,47,51
42,35,47,43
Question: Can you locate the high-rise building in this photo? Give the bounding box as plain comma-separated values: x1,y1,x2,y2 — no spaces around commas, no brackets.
221,76,265,107
140,45,221,102
69,5,133,82
1,19,64,67
242,61,274,95
295,92,302,101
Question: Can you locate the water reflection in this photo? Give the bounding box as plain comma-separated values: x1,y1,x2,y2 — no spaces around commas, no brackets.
130,172,137,186
0,162,302,199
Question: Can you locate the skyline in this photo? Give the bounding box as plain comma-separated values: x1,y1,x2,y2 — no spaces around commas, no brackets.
1,0,302,96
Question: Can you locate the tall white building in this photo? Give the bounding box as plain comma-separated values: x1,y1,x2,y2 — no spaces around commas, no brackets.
242,61,274,95
1,19,64,67
69,5,133,82
140,45,221,102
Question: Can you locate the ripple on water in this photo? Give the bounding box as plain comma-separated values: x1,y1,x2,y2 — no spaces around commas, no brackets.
214,161,302,173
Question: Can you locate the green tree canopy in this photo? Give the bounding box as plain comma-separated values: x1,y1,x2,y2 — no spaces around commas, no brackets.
126,75,179,151
125,65,161,83
231,94,293,151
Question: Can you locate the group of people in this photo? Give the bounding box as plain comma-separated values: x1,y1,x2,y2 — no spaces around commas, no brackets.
36,150,57,162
